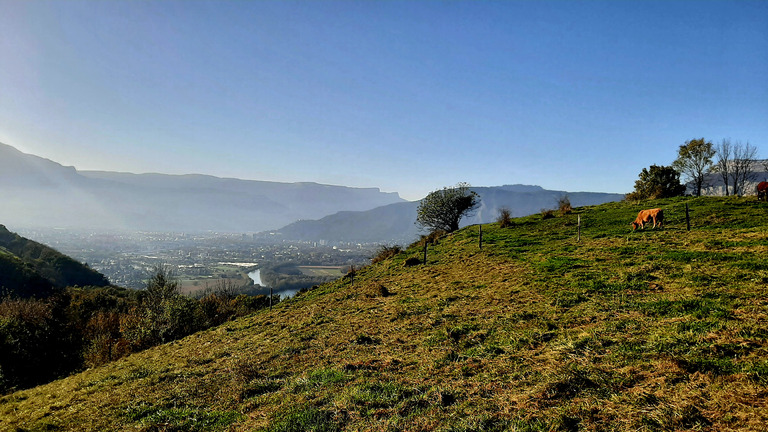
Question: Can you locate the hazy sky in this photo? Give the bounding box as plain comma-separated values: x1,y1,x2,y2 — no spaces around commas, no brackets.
1,1,766,200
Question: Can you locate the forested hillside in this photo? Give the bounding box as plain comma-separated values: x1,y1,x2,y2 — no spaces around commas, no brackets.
0,224,110,296
3,196,767,431
0,251,54,298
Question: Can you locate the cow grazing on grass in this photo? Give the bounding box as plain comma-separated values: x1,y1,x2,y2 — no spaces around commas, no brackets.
757,182,768,201
631,208,664,231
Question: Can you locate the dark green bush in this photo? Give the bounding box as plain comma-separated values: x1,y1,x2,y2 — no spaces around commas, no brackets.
0,297,78,392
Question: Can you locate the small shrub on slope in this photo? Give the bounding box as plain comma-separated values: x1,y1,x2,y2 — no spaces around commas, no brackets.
496,207,513,228
371,245,402,264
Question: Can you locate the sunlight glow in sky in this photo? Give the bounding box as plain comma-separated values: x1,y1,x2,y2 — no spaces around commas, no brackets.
1,1,766,200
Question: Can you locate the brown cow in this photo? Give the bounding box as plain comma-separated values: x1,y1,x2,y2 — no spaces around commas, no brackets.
757,181,768,201
631,208,664,231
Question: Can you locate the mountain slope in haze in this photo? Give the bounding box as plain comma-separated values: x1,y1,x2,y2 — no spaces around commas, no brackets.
0,143,82,187
273,201,421,244
4,196,766,431
0,225,110,297
274,185,625,243
0,143,404,232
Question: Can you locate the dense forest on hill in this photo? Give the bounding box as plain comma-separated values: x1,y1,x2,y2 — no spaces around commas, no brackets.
0,224,110,297
2,196,767,431
0,252,54,298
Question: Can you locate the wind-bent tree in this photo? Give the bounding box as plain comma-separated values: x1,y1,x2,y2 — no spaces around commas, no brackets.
625,165,686,200
673,138,714,196
416,183,480,233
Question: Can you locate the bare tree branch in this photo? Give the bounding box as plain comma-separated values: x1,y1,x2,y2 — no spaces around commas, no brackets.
714,139,733,196
731,141,758,196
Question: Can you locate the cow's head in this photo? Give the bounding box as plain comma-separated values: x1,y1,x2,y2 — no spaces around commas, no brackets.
630,222,639,230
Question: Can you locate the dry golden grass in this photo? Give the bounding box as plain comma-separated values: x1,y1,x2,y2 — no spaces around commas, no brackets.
2,196,768,431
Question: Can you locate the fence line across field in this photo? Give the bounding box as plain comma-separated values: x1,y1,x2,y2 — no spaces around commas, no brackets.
419,202,698,265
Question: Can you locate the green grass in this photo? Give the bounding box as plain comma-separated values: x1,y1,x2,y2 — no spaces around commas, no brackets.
123,402,242,431
258,406,343,432
2,196,768,431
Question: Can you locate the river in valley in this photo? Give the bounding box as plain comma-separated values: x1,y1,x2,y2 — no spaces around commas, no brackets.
247,269,299,299
247,269,265,286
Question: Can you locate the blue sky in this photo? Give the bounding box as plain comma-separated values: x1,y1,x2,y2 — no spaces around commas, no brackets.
1,1,766,201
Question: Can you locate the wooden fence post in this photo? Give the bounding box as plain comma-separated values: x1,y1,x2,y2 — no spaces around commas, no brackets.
577,215,581,242
686,203,690,231
479,224,483,249
423,242,428,264
269,286,273,310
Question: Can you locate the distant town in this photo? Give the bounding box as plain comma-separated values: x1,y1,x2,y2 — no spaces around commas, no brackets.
16,228,381,293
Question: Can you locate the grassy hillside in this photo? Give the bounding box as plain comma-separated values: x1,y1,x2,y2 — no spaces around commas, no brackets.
2,197,768,431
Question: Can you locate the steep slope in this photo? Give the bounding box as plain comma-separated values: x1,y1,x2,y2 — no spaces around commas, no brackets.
275,185,625,243
0,142,404,232
0,250,55,298
0,225,110,296
2,197,768,431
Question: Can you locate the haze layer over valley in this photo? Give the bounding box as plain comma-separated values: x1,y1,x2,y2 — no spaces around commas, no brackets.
0,143,404,233
1,143,625,244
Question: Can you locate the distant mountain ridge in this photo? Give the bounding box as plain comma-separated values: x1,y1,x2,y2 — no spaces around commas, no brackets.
0,143,404,232
0,224,110,297
272,186,626,244
0,142,626,239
